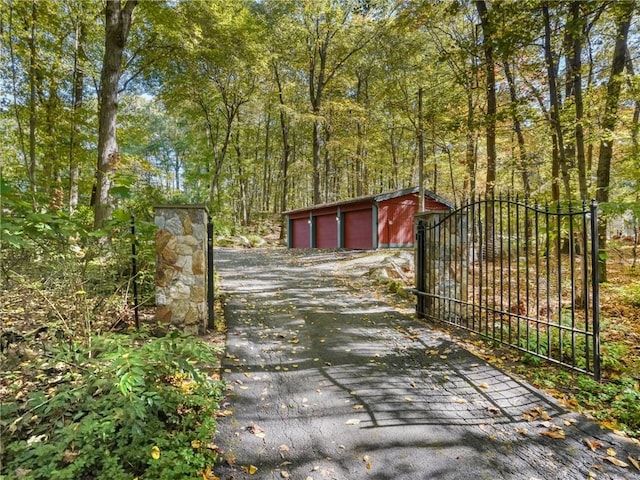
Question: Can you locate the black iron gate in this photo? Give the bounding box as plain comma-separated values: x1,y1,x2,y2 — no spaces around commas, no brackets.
415,196,600,380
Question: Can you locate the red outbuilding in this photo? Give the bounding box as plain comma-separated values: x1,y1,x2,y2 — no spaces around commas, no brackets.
284,187,452,249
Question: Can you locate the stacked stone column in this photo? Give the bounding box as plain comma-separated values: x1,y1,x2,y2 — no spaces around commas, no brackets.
154,205,208,334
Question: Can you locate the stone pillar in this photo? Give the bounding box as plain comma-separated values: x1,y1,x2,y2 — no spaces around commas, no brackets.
154,205,209,334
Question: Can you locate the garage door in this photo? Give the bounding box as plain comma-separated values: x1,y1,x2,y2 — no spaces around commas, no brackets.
344,209,373,249
315,214,338,248
290,217,310,248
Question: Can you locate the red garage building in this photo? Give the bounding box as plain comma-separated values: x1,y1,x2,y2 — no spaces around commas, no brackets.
284,187,452,250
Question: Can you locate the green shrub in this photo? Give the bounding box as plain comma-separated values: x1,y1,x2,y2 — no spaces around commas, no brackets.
1,331,224,479
576,375,640,436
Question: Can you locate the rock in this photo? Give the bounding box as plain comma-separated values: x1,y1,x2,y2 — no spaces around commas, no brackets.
238,235,251,248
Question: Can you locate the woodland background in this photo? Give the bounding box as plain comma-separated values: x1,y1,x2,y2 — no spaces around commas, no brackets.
2,0,639,245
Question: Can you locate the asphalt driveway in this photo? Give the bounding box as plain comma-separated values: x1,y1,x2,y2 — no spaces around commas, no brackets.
213,247,640,480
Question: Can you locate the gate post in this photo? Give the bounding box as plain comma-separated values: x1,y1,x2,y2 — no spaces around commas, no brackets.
154,205,209,334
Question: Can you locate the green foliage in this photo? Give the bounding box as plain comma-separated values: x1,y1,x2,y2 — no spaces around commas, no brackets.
600,342,631,374
576,375,640,437
616,282,640,307
1,331,225,479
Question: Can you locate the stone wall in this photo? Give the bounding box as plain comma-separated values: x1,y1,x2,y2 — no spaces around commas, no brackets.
154,205,209,334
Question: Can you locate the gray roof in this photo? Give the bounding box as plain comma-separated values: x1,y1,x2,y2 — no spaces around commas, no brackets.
283,187,453,215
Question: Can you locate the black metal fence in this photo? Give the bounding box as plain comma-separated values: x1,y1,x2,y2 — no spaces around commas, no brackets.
415,196,600,380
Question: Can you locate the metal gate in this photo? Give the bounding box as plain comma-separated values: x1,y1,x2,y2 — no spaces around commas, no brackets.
415,196,600,380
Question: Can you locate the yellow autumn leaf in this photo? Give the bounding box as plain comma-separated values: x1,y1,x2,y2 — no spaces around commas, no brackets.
628,456,640,471
540,429,565,439
248,465,258,475
604,456,628,468
192,440,201,449
201,466,221,480
606,447,617,457
150,446,160,460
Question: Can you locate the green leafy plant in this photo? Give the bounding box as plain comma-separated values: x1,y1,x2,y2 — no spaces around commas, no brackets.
1,331,224,479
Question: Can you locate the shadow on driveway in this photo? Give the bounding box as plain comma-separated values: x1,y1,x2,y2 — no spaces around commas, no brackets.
213,248,640,480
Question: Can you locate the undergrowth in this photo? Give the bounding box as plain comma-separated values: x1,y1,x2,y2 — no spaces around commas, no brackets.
0,331,225,479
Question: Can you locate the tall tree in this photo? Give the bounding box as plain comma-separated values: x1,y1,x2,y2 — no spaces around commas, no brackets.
542,2,571,201
567,0,588,201
94,0,138,229
596,2,635,282
475,0,496,198
302,1,384,204
69,16,86,213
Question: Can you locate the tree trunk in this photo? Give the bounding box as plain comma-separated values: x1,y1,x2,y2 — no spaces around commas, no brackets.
543,2,571,200
465,91,476,203
417,87,425,212
309,30,327,205
262,112,271,212
503,61,530,198
625,48,640,170
28,0,37,205
94,0,138,229
476,0,496,198
568,1,588,201
596,2,635,282
69,21,85,213
274,65,291,239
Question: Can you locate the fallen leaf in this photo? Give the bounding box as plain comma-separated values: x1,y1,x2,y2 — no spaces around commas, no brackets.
486,406,501,414
247,465,259,475
584,438,603,451
201,466,221,480
405,397,414,403
628,456,640,471
479,382,489,389
353,404,364,410
452,397,467,404
150,446,160,460
247,424,266,439
604,456,628,468
606,447,617,457
515,428,528,436
280,471,290,478
62,450,78,464
345,419,361,425
278,444,290,452
540,429,565,439
363,455,370,462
